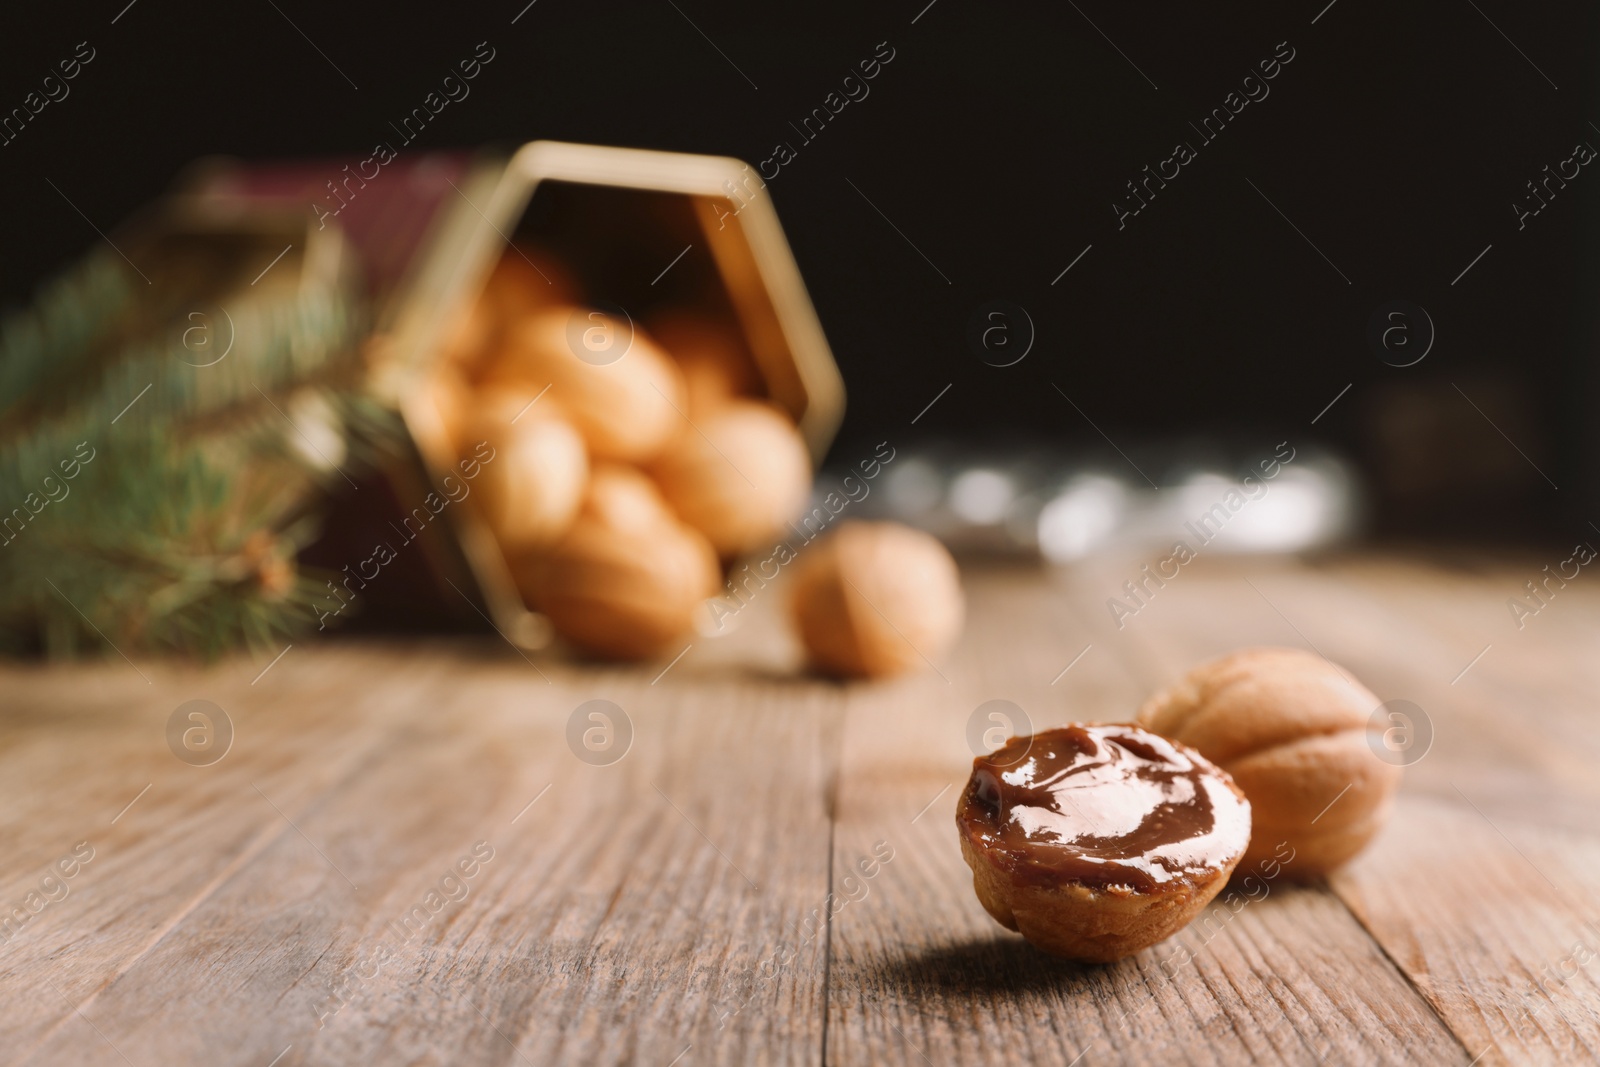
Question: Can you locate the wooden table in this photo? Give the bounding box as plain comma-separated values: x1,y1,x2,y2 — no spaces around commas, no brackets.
3,553,1597,1066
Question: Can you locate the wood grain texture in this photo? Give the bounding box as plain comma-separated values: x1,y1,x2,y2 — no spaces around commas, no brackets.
1,643,840,1066
0,650,458,1060
0,555,1595,1065
1333,796,1600,1067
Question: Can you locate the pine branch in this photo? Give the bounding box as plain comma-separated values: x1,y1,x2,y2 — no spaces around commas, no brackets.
0,252,133,419
0,243,399,660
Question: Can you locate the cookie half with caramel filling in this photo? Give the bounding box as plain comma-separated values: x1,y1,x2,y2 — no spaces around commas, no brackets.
956,724,1251,963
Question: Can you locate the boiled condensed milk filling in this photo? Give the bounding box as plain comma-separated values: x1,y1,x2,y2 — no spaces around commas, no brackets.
959,724,1251,892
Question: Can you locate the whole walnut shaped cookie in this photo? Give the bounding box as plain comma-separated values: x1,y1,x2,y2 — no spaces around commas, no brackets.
789,521,963,679
957,724,1251,963
1136,647,1401,880
512,466,718,660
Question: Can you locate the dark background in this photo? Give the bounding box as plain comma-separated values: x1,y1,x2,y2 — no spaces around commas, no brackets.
4,0,1597,542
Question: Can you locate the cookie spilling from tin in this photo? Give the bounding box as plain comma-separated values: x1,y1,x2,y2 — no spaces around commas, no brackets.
956,723,1250,963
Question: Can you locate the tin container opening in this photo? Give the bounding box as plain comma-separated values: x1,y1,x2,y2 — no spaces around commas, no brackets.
389,142,845,651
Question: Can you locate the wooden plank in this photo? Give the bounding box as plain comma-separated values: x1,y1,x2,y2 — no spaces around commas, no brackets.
1305,554,1600,829
0,647,459,1060
8,642,840,1066
1092,553,1600,1065
1332,796,1600,1067
1303,557,1600,1065
825,566,1464,1066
